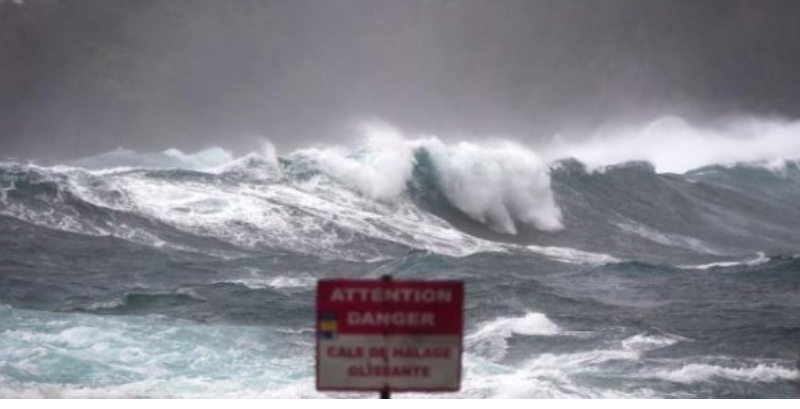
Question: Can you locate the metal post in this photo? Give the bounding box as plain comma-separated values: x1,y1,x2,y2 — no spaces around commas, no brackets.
380,275,392,399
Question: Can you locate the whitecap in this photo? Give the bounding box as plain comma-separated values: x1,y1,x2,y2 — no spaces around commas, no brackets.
621,334,685,351
650,363,799,384
525,245,621,265
541,116,800,174
217,276,317,290
421,138,563,234
466,312,561,361
460,349,649,399
681,252,771,270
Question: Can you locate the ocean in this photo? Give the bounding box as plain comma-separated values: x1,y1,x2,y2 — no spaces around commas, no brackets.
1,130,799,398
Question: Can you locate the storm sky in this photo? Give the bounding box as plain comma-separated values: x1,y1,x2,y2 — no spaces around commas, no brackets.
2,0,800,161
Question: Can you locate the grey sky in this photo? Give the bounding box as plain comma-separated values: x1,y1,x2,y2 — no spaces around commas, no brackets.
2,0,800,162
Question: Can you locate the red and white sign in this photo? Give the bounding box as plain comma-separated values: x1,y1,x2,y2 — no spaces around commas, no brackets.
316,279,464,392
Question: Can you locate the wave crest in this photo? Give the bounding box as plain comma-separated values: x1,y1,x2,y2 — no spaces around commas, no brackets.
544,116,800,173
651,363,799,384
295,124,563,234
424,139,562,234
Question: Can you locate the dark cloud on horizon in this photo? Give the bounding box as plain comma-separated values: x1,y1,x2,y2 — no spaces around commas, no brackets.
1,0,800,161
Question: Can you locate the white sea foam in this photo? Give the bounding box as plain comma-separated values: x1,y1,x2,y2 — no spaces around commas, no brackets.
301,123,563,235
681,252,771,270
85,298,126,311
9,118,799,260
422,139,563,234
2,305,791,398
8,150,539,261
462,349,648,399
0,127,521,259
525,245,621,265
0,306,313,398
467,312,561,361
621,334,684,351
0,165,174,248
218,276,317,290
471,312,562,339
302,123,417,202
651,363,799,384
542,116,800,173
102,168,503,259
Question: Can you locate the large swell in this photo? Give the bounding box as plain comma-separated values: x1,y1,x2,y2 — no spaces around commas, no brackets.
1,120,800,398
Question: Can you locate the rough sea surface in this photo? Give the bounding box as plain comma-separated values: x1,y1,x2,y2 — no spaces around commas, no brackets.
1,138,799,398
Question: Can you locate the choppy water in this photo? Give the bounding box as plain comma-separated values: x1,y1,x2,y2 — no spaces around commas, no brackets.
1,133,799,398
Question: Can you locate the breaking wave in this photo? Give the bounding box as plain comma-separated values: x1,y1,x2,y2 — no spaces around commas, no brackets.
467,312,562,361
2,119,800,263
543,116,800,173
681,252,771,270
0,126,563,260
297,123,562,234
651,363,799,384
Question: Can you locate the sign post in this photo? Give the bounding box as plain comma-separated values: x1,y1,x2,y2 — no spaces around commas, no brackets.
316,276,464,397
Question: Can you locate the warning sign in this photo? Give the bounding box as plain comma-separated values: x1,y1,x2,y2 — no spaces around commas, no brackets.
316,279,464,392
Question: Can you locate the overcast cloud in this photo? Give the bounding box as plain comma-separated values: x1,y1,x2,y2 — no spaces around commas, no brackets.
1,0,800,162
